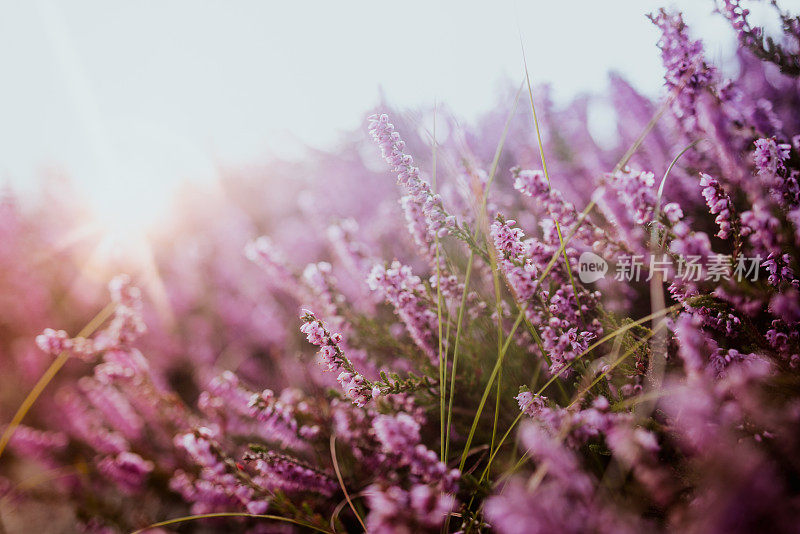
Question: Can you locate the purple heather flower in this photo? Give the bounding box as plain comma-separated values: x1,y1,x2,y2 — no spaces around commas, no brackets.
741,202,783,258
35,328,71,355
79,378,144,441
326,218,373,277
674,312,719,377
97,451,154,493
512,167,578,226
763,252,797,288
490,217,540,304
514,168,549,199
754,137,791,176
608,167,658,225
516,390,548,418
365,483,455,534
8,424,68,461
368,113,456,260
699,172,735,239
649,9,716,130
770,289,800,325
663,202,684,223
367,261,439,364
373,412,420,455
244,450,338,496
245,235,304,298
372,413,459,491
300,310,375,405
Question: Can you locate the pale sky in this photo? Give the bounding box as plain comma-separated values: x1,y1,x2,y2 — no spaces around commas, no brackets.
1,0,796,225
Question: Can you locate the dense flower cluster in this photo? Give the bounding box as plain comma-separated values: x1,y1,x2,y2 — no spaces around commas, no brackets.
1,2,800,533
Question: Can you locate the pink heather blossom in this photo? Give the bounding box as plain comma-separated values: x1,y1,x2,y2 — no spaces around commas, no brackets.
8,424,68,461
754,137,791,177
300,310,375,405
97,451,154,493
79,378,144,441
35,328,72,355
244,450,338,496
372,413,459,492
607,167,658,225
245,235,304,297
699,172,734,239
368,113,456,260
490,217,539,303
649,8,716,130
367,261,439,364
366,483,455,533
512,167,578,226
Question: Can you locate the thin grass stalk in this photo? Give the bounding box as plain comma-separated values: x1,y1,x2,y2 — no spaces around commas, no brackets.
444,251,474,461
521,36,585,323
130,513,334,534
0,302,116,460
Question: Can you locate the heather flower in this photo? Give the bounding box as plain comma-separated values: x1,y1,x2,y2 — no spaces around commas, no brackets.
699,172,735,239
373,413,459,491
512,167,578,226
770,289,800,324
607,167,658,225
365,483,455,534
708,348,761,378
373,412,420,454
490,217,539,303
108,274,141,309
762,252,797,288
719,0,800,75
649,9,716,130
515,389,548,418
97,451,154,493
302,262,337,318
669,229,713,299
244,450,338,496
245,235,303,296
169,470,239,515
753,137,798,207
326,218,373,277
513,168,549,199
491,217,528,259
367,261,439,364
3,5,800,531
604,423,673,506
92,275,146,352
199,371,310,451
7,424,68,461
741,203,783,258
199,371,251,416
35,329,96,361
173,428,274,515
35,328,72,356
79,378,144,441
369,113,456,260
175,428,221,469
663,202,684,223
59,390,130,455
754,137,791,177
674,312,718,376
300,310,376,405
485,423,640,534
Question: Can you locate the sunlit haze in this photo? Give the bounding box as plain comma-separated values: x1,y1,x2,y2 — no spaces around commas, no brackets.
2,0,798,228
